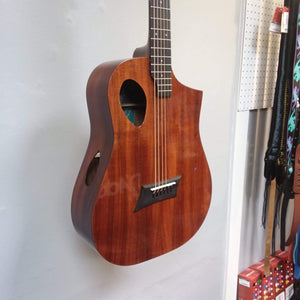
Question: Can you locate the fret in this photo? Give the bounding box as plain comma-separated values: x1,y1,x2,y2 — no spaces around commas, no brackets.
151,28,171,31
157,90,172,92
155,77,172,81
154,76,172,80
150,6,170,11
150,17,170,22
151,71,171,73
157,83,172,86
151,55,171,58
151,70,172,74
151,44,171,50
151,37,171,41
150,14,171,20
151,47,171,50
156,83,171,86
151,63,172,66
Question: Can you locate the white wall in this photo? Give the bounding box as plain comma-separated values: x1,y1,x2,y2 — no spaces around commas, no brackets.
0,0,240,299
224,109,272,299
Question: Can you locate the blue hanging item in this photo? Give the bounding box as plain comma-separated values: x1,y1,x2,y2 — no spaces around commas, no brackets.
281,1,300,250
294,222,300,279
291,223,300,299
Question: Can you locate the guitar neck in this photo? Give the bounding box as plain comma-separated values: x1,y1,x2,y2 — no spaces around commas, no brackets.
149,0,172,98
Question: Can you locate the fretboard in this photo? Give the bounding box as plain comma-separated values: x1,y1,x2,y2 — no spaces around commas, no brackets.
149,0,172,98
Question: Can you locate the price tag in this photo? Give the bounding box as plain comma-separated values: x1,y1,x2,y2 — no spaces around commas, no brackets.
270,7,282,33
281,6,290,33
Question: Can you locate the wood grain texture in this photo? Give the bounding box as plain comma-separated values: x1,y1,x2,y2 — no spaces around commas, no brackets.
72,57,211,265
71,60,122,244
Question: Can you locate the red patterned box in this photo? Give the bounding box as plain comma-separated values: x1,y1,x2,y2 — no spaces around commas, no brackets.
250,257,285,300
238,268,263,300
275,250,294,300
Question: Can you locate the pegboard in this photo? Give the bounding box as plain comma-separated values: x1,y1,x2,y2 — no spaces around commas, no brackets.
238,0,283,111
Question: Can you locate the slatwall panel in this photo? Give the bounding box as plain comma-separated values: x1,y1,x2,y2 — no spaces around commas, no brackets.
239,0,283,111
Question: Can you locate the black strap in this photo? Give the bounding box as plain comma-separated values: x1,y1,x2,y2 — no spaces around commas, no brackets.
263,0,294,228
281,183,294,250
272,186,283,254
263,32,287,183
266,0,300,250
263,32,287,227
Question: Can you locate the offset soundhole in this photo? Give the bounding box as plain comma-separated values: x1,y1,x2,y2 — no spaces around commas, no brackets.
120,79,146,126
85,151,101,186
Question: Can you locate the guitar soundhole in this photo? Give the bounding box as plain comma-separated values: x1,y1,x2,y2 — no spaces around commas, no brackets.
85,151,101,186
120,79,146,126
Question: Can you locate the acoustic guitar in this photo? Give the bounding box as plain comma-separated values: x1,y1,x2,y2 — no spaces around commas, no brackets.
72,0,211,265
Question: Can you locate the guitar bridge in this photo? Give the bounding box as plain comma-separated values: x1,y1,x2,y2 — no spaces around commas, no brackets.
134,175,181,212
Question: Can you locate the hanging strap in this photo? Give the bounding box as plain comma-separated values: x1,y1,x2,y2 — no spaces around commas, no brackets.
263,32,287,227
263,30,287,183
272,186,283,254
263,0,293,228
263,1,291,184
264,180,276,275
281,184,294,249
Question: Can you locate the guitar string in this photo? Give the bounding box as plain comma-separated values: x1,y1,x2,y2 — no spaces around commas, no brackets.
153,0,157,189
161,0,167,186
156,0,160,189
162,0,165,185
162,0,166,186
161,0,165,185
154,0,171,189
157,0,161,187
160,0,164,186
163,0,167,186
157,0,159,189
164,0,168,185
166,0,170,185
154,0,170,189
156,0,160,187
160,0,168,186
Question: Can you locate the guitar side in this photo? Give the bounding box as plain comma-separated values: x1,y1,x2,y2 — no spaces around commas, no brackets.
72,57,211,265
71,60,123,244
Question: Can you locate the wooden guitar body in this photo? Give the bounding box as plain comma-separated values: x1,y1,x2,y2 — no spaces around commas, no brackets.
71,57,211,265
